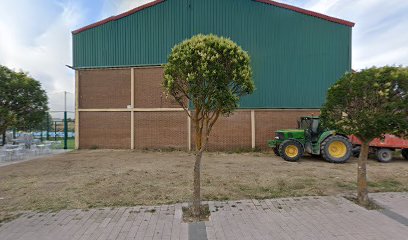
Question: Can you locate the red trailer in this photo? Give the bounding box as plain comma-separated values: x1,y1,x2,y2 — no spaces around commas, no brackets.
349,134,408,162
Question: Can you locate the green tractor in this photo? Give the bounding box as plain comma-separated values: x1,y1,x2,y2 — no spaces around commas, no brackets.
268,116,352,163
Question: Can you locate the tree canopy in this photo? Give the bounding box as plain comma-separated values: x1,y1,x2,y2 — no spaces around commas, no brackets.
163,34,255,218
164,34,254,148
321,66,408,143
0,65,48,134
321,66,408,204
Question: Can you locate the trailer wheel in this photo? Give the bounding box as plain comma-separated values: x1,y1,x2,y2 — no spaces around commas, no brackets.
352,146,361,158
376,148,393,163
401,149,408,160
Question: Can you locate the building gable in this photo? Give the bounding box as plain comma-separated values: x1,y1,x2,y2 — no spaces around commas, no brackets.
72,0,353,108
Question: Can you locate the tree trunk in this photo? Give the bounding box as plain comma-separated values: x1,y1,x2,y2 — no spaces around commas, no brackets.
192,110,203,218
357,142,369,205
191,111,219,219
192,150,203,217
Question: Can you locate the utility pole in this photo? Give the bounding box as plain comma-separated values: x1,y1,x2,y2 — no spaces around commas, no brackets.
64,91,68,150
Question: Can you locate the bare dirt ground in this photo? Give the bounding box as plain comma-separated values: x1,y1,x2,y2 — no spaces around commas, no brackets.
1,150,407,222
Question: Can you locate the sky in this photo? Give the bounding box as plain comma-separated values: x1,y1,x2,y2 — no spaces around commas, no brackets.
0,0,407,118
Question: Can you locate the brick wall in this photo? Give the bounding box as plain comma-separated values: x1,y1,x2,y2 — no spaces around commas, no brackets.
79,112,131,149
133,67,179,108
77,67,321,151
78,69,131,109
134,111,187,149
255,110,320,149
190,111,252,151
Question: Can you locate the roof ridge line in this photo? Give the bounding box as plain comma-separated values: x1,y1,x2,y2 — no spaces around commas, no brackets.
255,0,355,27
72,0,354,35
72,0,165,35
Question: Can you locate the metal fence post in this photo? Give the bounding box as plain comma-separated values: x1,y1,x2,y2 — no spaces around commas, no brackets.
46,115,50,140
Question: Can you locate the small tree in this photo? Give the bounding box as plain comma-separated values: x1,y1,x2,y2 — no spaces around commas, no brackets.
0,65,48,142
321,66,408,204
163,34,255,217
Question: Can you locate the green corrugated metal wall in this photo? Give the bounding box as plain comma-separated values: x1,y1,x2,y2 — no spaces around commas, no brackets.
73,0,190,68
72,0,352,108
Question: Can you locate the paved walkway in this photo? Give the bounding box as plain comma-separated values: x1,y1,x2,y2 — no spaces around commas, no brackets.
0,149,71,168
370,192,408,226
1,194,407,240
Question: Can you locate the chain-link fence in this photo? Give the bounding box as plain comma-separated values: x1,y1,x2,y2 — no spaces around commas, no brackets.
0,91,75,164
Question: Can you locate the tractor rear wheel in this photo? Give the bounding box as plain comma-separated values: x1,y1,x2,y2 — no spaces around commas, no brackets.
321,135,352,163
376,148,393,163
278,140,303,162
402,149,408,160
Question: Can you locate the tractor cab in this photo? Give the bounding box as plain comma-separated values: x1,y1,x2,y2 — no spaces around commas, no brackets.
298,116,321,143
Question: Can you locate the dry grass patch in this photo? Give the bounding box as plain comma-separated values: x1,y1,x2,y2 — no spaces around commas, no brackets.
0,150,407,221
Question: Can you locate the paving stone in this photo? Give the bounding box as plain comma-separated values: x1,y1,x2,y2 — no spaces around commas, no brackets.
370,192,408,219
1,194,408,239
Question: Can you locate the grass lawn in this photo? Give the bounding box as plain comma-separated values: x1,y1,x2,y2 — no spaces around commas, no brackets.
1,150,407,222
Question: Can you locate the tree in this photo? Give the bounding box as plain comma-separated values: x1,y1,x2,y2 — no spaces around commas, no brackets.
0,65,48,142
321,66,408,204
163,34,255,217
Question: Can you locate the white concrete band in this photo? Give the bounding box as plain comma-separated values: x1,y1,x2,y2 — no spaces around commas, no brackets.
75,71,80,150
131,68,135,150
251,110,256,149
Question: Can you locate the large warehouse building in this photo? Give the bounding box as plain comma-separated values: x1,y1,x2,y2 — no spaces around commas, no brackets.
72,0,354,150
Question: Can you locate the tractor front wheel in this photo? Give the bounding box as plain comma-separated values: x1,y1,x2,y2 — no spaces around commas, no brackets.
321,135,352,163
273,147,280,156
402,149,408,160
278,140,304,162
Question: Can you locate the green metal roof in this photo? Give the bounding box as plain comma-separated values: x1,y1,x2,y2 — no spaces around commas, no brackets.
72,0,353,109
